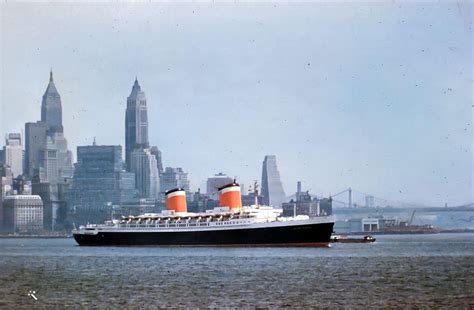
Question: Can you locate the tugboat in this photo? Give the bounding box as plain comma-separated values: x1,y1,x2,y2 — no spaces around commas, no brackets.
73,181,335,247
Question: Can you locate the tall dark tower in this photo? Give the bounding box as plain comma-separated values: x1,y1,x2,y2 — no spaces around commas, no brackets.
125,78,149,170
41,70,63,133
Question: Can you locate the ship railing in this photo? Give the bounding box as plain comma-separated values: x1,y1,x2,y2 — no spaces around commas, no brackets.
117,222,211,229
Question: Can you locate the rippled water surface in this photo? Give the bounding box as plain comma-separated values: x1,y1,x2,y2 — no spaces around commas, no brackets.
0,234,473,308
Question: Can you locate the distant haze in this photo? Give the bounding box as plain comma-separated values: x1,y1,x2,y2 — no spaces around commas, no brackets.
1,2,472,206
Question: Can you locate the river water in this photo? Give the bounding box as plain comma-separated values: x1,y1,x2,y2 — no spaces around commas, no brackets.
0,233,472,308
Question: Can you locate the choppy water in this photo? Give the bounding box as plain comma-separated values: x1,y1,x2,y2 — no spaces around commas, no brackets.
0,234,473,308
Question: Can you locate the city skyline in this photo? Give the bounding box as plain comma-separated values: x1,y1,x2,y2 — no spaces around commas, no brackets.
1,2,472,206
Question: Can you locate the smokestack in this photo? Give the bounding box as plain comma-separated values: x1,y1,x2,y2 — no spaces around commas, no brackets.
165,188,187,213
218,181,242,210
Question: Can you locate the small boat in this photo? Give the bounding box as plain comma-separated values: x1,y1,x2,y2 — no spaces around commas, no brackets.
331,234,376,243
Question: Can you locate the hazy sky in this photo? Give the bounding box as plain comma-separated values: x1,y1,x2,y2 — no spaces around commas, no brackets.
1,1,472,206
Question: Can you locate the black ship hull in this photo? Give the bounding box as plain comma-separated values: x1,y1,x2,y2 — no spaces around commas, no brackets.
73,221,334,247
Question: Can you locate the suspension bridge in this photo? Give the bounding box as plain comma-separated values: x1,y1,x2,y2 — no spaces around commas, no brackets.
326,187,463,209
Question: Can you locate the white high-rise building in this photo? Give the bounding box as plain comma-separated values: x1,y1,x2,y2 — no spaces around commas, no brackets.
38,133,73,184
130,147,159,199
3,133,23,178
261,155,286,208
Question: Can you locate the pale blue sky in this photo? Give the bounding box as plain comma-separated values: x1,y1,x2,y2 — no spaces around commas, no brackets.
1,1,472,206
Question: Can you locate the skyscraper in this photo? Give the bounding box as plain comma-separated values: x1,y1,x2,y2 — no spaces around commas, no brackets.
261,155,286,207
150,146,164,175
25,71,73,182
24,70,74,230
38,133,73,184
3,133,23,178
125,78,149,170
206,173,233,200
67,144,137,225
25,121,49,178
160,167,190,193
41,71,63,133
130,147,160,199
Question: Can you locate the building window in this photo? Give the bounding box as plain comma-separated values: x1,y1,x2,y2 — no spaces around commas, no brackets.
48,150,57,158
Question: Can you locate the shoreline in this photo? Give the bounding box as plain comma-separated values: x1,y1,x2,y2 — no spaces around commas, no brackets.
1,229,474,239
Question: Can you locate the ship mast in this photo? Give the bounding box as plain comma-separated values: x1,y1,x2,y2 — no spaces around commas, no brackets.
253,181,259,208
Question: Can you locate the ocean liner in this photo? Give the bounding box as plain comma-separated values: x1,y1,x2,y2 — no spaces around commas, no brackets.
73,182,334,247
